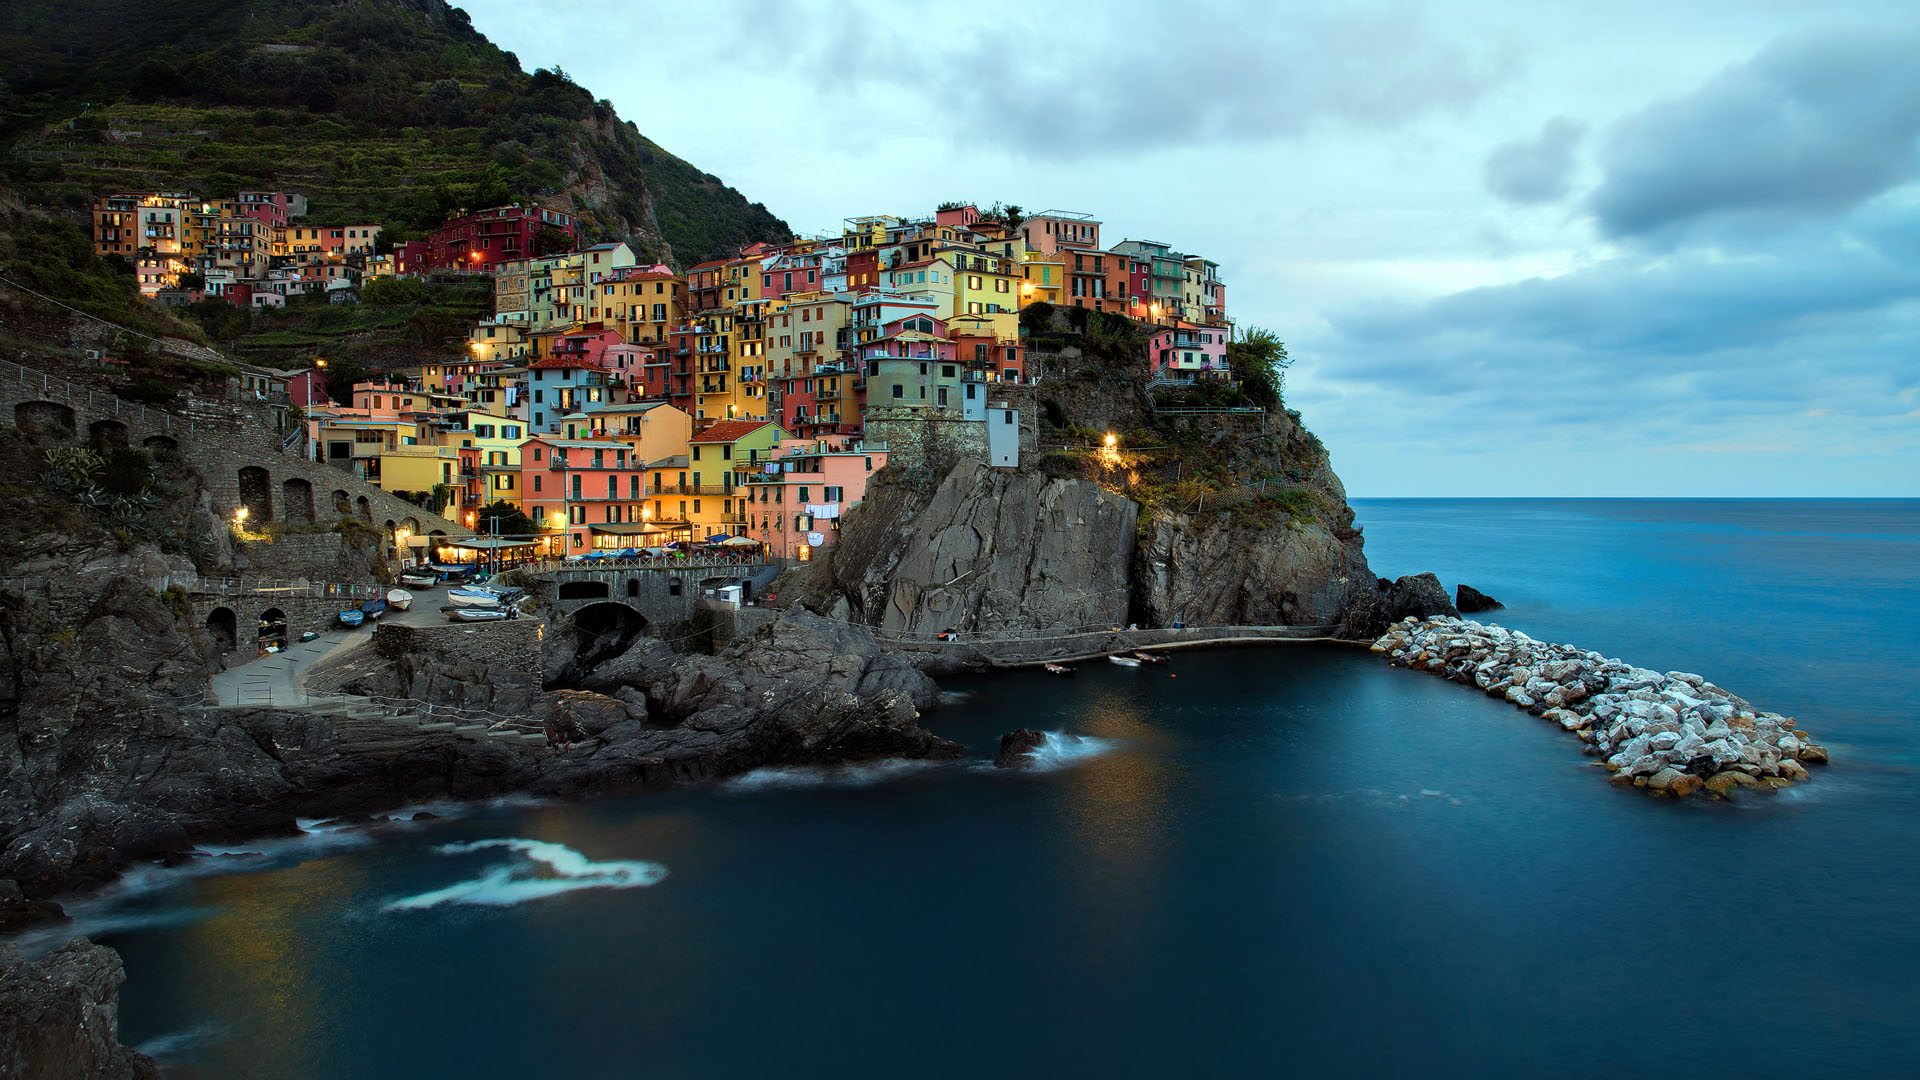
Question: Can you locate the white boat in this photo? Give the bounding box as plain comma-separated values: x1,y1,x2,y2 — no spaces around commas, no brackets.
446,586,503,608
446,606,509,623
398,570,438,589
387,589,414,612
1108,655,1141,668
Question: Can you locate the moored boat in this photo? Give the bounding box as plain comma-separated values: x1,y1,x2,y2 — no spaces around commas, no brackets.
1044,662,1076,678
387,589,413,612
1108,654,1141,668
337,608,365,628
1132,651,1168,665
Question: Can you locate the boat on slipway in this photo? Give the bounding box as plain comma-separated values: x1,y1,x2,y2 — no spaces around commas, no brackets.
445,606,511,623
337,608,365,629
387,589,414,612
359,596,388,621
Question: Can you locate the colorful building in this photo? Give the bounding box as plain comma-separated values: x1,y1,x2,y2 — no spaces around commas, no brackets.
741,442,890,561
518,437,649,556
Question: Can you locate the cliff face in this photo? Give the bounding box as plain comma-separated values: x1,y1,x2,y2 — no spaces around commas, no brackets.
831,461,1139,636
819,386,1383,639
0,938,157,1079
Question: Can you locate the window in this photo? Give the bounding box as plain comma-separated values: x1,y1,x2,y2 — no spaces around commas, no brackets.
892,384,903,399
532,446,543,461
941,365,956,378
938,387,948,406
693,499,702,513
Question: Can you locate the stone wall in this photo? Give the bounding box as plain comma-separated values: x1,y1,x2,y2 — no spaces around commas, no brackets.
232,532,375,582
0,360,468,553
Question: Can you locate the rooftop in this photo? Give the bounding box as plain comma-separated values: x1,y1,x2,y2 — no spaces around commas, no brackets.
690,419,775,444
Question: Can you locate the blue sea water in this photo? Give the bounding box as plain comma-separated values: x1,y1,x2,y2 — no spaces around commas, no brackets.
61,500,1920,1077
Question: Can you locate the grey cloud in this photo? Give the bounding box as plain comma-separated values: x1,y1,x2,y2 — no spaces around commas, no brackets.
1588,24,1920,239
1483,116,1584,204
727,0,1513,158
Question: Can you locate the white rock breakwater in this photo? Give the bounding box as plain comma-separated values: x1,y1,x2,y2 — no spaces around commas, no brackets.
1372,617,1828,798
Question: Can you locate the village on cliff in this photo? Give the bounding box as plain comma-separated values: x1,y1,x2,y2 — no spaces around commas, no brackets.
89,191,1236,565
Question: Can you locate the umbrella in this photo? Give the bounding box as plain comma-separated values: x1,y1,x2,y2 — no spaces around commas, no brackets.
616,548,640,559
583,551,607,561
720,536,760,548
705,533,734,543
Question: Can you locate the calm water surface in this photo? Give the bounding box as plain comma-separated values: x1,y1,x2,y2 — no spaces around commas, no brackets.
68,500,1920,1076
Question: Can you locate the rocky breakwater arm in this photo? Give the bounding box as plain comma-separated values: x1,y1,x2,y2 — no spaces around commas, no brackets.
1373,616,1828,798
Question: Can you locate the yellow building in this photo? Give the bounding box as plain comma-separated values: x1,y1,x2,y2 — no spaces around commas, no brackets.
468,321,530,363
1019,250,1068,307
600,268,686,346
682,418,791,540
953,250,1020,317
562,401,693,465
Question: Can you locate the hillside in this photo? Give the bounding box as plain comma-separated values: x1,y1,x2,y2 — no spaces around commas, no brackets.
0,0,789,266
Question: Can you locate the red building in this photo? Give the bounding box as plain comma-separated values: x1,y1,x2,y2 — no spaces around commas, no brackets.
417,205,578,273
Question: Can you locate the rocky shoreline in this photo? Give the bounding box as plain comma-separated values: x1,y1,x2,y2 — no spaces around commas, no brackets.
1372,616,1828,798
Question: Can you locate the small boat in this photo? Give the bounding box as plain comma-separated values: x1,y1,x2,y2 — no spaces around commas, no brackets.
360,596,388,621
398,569,438,589
338,608,365,628
445,606,509,622
447,586,503,608
1044,662,1076,678
1108,654,1141,668
298,630,320,643
387,589,414,612
1132,651,1168,665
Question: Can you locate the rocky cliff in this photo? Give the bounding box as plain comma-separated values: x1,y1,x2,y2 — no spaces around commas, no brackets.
829,460,1140,636
0,938,157,1079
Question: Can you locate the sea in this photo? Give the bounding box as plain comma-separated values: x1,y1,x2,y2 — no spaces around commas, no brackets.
30,499,1920,1077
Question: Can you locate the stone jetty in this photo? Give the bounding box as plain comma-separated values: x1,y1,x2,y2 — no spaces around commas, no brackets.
1372,616,1828,798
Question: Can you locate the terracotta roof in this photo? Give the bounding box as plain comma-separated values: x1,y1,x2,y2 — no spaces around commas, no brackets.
690,419,774,444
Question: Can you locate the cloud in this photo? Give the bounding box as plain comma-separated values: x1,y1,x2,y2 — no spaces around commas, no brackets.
721,0,1513,159
1483,116,1584,204
1588,24,1920,240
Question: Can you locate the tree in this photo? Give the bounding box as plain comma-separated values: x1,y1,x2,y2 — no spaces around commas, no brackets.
1226,327,1291,410
476,500,537,537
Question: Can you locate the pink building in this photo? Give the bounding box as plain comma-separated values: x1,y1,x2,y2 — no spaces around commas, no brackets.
740,443,889,561
285,369,330,409
518,437,650,557
1147,324,1231,382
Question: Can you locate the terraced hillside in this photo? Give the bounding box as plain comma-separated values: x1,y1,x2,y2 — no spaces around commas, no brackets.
0,0,789,265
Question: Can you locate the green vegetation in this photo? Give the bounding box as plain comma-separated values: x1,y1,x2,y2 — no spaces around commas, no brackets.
0,0,790,264
0,208,205,340
1225,327,1291,410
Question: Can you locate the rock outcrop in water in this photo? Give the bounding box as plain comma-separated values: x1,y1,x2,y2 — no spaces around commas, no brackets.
1455,584,1502,613
0,937,157,1078
1373,617,1829,797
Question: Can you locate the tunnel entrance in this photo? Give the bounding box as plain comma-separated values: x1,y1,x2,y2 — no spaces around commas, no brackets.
205,606,237,654
560,602,649,682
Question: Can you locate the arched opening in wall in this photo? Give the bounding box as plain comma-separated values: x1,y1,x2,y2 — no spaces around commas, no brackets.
143,434,178,458
668,577,683,596
626,578,640,598
332,490,352,516
15,401,76,440
88,419,129,447
383,520,397,551
427,530,446,567
256,607,288,654
562,601,649,681
282,477,314,526
558,580,610,601
356,495,372,523
205,606,237,654
237,466,273,523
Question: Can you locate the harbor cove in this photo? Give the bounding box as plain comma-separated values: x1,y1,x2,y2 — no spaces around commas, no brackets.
3,1,1919,1076
19,499,1920,1077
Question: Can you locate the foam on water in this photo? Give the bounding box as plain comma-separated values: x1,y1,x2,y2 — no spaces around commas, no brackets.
382,838,667,911
722,758,946,792
134,1022,229,1062
1021,731,1121,771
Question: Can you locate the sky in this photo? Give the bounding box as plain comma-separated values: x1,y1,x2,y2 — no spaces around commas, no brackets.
458,0,1920,497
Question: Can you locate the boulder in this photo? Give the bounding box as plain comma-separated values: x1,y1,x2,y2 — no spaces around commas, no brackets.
994,729,1048,768
1382,573,1460,622
1454,584,1503,613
